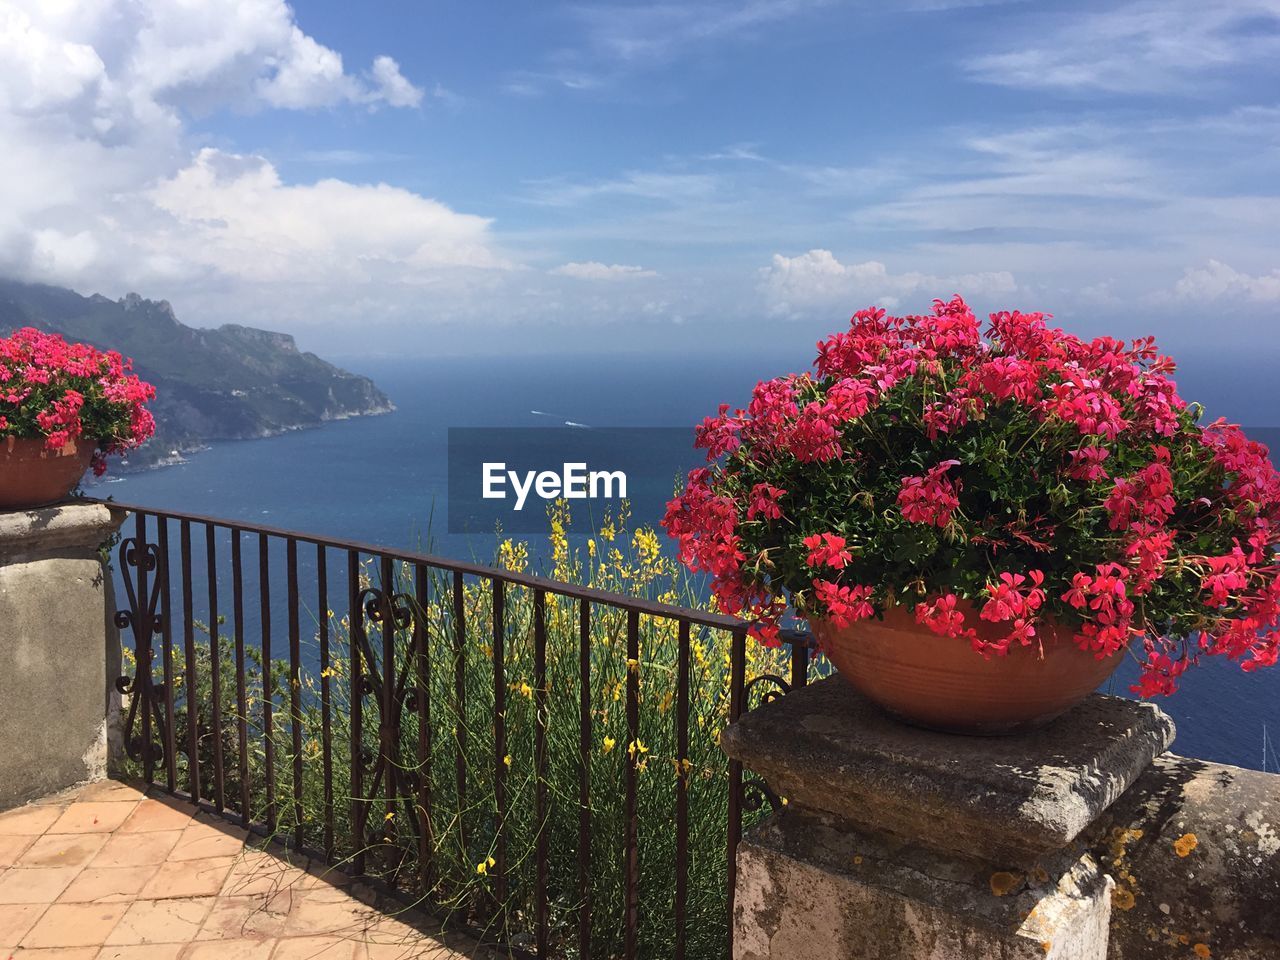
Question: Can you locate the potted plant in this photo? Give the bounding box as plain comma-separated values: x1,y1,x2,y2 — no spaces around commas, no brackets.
0,327,156,508
664,297,1280,733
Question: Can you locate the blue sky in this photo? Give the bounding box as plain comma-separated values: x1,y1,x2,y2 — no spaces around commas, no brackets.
2,0,1279,372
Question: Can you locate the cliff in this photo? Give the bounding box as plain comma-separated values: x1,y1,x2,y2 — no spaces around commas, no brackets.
0,279,393,469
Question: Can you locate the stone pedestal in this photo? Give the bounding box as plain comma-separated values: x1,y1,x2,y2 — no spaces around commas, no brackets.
0,502,128,809
721,676,1176,960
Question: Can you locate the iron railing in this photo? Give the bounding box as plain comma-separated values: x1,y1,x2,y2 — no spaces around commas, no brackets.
100,499,816,959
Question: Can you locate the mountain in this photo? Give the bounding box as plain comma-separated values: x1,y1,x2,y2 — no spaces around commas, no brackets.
0,279,393,470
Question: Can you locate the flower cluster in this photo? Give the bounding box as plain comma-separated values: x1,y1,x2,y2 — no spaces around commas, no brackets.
663,296,1280,696
1,327,156,476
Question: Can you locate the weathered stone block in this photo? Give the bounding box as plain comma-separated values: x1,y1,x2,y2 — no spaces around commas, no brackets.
721,676,1175,865
1088,754,1280,960
735,806,1113,960
0,502,127,809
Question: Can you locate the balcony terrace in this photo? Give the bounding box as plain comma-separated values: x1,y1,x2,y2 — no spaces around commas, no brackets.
1,499,1276,960
1,779,483,959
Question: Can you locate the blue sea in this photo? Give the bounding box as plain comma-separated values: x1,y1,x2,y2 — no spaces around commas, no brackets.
99,353,1280,772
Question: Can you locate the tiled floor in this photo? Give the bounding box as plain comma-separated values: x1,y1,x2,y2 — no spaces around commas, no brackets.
0,780,488,959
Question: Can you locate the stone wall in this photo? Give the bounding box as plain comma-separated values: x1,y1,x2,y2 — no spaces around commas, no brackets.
0,502,127,809
723,676,1280,960
1089,754,1280,959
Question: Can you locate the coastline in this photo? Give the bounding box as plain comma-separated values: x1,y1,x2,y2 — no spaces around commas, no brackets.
96,400,397,478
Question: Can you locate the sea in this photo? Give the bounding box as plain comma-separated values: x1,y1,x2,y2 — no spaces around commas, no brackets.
99,352,1280,773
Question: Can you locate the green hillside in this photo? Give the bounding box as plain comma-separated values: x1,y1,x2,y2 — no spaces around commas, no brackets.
0,279,392,469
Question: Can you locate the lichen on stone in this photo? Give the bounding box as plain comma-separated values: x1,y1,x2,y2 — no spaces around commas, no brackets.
989,870,1023,897
1173,832,1199,858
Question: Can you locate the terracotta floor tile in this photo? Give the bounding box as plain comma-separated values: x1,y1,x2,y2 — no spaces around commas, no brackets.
167,819,247,861
0,834,39,867
0,902,48,945
74,783,147,805
282,889,381,938
138,857,235,900
88,832,181,869
359,916,469,960
48,804,138,836
15,834,109,869
28,784,88,806
220,851,311,898
0,806,64,837
270,936,360,960
59,866,160,903
294,882,370,906
104,898,213,945
94,946,185,959
0,866,83,904
360,915,433,945
9,786,480,960
19,902,129,948
360,943,458,960
293,866,350,893
114,802,193,836
195,891,295,941
184,939,277,959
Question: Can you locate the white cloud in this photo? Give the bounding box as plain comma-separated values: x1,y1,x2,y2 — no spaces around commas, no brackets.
571,1,833,66
760,249,1016,318
550,261,658,280
0,0,520,332
148,149,507,281
507,0,836,95
966,0,1280,94
368,55,425,108
1174,260,1280,303
522,171,719,207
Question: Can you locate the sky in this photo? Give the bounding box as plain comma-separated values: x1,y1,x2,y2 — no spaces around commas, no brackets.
2,0,1279,373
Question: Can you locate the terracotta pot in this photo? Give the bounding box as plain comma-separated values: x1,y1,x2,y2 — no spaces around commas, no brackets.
0,437,95,509
810,603,1123,735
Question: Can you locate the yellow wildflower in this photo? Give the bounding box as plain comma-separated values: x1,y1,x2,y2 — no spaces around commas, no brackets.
503,754,512,767
476,856,495,875
602,736,616,754
633,527,661,559
498,539,529,573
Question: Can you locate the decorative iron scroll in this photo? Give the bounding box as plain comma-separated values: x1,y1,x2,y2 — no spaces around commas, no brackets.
738,673,792,817
744,673,791,709
742,776,784,814
352,584,425,881
115,535,169,767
